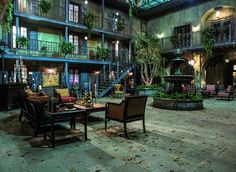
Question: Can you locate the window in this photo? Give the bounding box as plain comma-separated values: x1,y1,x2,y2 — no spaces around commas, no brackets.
174,24,191,48
12,26,28,48
69,3,80,23
69,34,79,54
212,19,233,42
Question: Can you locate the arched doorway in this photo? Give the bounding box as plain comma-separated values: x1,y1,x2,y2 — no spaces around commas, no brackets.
204,56,224,85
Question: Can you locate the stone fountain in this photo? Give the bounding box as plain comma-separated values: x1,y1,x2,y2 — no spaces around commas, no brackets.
164,49,194,93
153,49,203,110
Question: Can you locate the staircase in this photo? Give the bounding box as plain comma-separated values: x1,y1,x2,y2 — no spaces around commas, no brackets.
97,63,136,97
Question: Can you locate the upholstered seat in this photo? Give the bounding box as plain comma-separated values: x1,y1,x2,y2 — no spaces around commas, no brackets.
217,85,234,101
114,84,125,98
55,88,77,104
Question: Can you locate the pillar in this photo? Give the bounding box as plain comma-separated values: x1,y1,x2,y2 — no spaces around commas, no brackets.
65,62,69,86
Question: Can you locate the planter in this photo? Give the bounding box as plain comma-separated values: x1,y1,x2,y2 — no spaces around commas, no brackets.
153,97,204,111
138,88,160,96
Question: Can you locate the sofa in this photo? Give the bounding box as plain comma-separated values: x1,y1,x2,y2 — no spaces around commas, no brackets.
54,88,77,104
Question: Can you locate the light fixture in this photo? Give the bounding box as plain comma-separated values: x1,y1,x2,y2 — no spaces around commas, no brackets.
115,18,118,22
85,0,88,5
216,10,220,18
0,40,6,84
225,58,229,63
188,59,195,66
116,12,119,16
116,40,119,44
95,71,100,75
215,6,222,18
84,36,88,40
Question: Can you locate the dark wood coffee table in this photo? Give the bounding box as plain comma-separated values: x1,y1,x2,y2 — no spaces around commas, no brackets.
74,103,106,114
44,108,86,148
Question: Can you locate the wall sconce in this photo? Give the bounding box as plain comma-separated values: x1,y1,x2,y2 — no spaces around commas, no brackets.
116,40,119,44
215,6,222,19
116,12,119,16
95,71,100,75
84,0,88,5
84,36,88,40
225,58,229,63
156,33,164,38
216,10,220,18
128,72,133,76
188,59,195,66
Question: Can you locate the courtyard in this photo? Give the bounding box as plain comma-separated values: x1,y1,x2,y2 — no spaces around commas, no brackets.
0,98,235,172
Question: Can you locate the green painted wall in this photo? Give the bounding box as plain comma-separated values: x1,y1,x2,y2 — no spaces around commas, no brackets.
38,27,63,43
146,0,236,37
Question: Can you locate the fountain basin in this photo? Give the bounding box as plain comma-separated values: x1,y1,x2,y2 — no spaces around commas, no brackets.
164,75,194,83
153,97,203,111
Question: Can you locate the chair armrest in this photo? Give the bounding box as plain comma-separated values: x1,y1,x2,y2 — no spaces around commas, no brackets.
69,92,77,98
106,101,126,120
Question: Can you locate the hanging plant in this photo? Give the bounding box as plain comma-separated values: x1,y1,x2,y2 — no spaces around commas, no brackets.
84,11,94,37
17,36,29,49
97,47,110,60
201,27,215,57
39,0,52,15
5,0,13,33
60,41,75,55
116,18,125,31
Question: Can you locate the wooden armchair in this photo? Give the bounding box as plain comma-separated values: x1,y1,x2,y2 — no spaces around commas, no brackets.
105,96,148,137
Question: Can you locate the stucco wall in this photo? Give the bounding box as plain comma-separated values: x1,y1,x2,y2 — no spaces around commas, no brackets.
146,0,236,37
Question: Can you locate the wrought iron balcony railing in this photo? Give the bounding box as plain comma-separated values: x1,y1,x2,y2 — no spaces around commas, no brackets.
160,27,236,52
104,17,131,35
12,39,129,62
17,0,65,21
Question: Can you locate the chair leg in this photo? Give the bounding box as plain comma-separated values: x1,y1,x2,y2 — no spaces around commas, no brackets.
143,118,146,133
124,122,128,138
105,117,107,131
19,112,22,121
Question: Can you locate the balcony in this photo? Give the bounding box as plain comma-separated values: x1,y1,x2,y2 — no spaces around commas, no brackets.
104,18,131,36
17,0,65,21
160,25,236,52
10,39,129,62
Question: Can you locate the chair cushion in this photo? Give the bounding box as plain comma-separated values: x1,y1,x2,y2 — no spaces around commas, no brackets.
61,96,76,103
218,92,229,97
206,85,215,92
55,88,70,97
25,89,37,97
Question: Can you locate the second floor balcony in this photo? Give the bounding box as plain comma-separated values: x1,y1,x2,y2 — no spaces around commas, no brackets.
7,39,130,63
160,24,236,52
16,0,131,36
18,0,65,21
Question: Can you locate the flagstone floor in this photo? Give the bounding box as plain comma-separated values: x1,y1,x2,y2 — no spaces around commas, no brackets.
0,98,236,172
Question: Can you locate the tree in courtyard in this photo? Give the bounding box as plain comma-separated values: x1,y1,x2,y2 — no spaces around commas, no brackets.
134,34,162,85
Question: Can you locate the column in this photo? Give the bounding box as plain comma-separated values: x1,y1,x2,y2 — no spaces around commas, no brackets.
128,40,132,63
103,64,106,82
65,62,69,86
116,61,119,78
101,0,105,48
65,26,68,42
65,0,69,23
15,16,19,54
